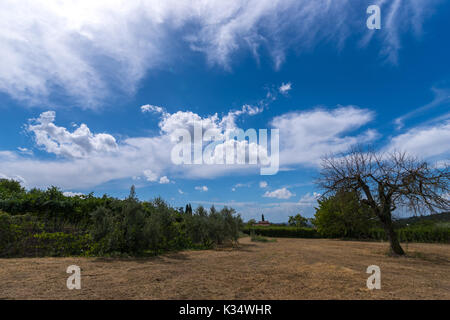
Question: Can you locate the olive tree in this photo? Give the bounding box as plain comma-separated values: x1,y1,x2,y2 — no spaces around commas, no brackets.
318,148,449,255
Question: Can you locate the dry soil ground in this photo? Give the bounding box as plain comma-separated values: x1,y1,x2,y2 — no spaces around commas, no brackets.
0,237,449,299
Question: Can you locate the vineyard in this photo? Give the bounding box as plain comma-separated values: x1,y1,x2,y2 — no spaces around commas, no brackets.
0,180,243,258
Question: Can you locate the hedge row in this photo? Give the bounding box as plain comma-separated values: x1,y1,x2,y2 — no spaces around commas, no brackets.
243,226,319,238
367,227,450,243
243,225,449,243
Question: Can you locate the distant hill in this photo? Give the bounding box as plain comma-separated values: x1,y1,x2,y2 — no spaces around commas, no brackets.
394,212,450,228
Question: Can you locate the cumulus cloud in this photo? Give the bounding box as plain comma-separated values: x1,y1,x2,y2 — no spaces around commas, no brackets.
259,181,268,188
0,0,437,107
0,103,271,189
143,169,159,182
263,187,295,199
195,186,208,192
0,104,380,189
27,111,118,158
159,176,170,184
141,104,165,114
2,102,448,191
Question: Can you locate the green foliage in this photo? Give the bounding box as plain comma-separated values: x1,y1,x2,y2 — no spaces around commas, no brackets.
250,230,277,242
0,180,244,257
244,226,319,238
0,179,25,198
90,201,243,255
367,226,450,243
32,232,92,257
288,213,309,227
313,190,377,238
0,211,91,257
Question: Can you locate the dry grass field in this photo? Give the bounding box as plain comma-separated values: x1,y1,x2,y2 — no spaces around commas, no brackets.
0,237,449,300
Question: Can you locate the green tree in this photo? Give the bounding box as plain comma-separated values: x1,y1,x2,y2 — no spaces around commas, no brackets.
0,179,25,198
288,213,309,227
313,190,377,238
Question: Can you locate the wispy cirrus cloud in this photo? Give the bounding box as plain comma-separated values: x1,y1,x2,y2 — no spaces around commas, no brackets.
394,87,450,129
0,0,440,107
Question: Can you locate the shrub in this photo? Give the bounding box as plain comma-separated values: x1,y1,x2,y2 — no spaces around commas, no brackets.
313,190,377,238
32,232,92,256
244,226,319,238
368,226,450,243
0,181,245,257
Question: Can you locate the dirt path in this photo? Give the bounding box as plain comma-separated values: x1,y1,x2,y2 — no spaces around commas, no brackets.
1,238,449,299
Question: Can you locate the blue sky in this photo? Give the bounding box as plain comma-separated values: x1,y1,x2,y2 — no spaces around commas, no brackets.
1,0,449,222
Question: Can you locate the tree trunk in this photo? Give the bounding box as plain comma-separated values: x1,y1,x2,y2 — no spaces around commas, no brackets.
385,223,404,255
380,213,405,255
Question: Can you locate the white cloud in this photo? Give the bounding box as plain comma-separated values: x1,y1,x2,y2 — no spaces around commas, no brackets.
27,111,118,158
141,104,165,114
143,169,159,182
63,191,83,197
298,192,321,206
394,87,450,129
360,0,440,64
259,181,268,188
178,189,184,194
271,106,378,167
195,186,208,192
0,172,27,186
17,147,33,155
2,103,448,192
0,105,269,189
0,1,437,107
279,82,292,95
232,182,251,191
0,105,377,190
387,120,450,160
263,187,295,199
159,176,170,184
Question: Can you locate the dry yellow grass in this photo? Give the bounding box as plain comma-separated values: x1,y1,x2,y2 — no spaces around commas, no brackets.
0,237,449,300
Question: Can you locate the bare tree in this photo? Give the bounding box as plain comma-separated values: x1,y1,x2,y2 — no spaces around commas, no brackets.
318,148,449,255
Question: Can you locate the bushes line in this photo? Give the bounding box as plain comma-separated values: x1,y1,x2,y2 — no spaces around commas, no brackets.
243,225,449,243
243,226,319,238
0,181,244,257
366,226,450,243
